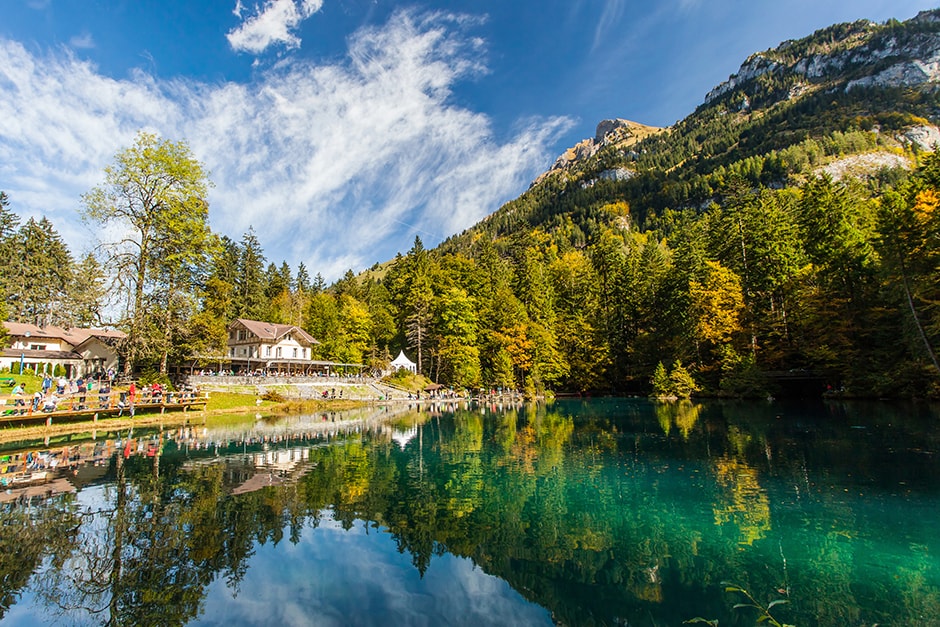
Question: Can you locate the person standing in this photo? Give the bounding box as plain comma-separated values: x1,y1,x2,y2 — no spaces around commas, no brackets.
77,376,87,409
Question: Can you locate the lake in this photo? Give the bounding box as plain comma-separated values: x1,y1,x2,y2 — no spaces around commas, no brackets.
0,398,938,626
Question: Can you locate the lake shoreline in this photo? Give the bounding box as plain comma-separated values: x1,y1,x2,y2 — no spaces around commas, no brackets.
0,397,372,445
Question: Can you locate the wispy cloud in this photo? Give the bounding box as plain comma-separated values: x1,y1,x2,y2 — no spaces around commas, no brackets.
227,0,325,54
69,32,96,49
591,0,626,52
0,10,570,279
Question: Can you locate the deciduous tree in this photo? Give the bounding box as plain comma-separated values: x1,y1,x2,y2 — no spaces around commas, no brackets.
82,131,213,373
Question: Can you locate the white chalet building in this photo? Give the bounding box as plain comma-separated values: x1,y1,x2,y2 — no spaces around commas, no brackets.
226,319,322,374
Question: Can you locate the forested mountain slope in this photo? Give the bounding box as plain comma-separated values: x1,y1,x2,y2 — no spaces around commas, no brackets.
366,9,940,398
442,9,940,251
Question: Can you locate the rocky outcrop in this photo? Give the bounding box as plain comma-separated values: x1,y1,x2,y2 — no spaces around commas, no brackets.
705,9,940,105
816,152,911,181
533,119,661,186
901,124,940,150
705,54,782,103
846,50,940,90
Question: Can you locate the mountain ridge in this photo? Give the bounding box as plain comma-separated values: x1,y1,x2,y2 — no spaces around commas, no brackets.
432,8,940,255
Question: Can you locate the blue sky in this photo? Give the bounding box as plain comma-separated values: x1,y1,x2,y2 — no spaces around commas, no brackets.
1,0,936,281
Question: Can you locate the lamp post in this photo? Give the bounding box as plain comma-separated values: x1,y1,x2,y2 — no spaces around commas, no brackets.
20,331,29,375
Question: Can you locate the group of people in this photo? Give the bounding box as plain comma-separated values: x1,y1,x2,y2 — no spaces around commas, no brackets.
4,376,178,415
7,375,110,414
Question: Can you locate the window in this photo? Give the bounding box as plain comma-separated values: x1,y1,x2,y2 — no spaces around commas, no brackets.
266,346,271,357
276,347,282,358
30,344,47,350
293,348,298,358
302,348,307,359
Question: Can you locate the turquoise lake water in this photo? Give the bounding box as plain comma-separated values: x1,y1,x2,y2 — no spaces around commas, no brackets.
0,398,938,626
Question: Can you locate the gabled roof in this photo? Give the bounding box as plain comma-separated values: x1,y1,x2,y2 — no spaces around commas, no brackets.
2,322,125,346
3,321,61,341
229,319,320,345
72,333,124,352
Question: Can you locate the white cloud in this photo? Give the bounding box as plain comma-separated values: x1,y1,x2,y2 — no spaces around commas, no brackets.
227,0,325,54
69,32,96,49
195,513,553,626
0,10,571,280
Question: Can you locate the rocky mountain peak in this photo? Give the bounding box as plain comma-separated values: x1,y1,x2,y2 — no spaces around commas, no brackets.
533,119,662,186
704,9,940,106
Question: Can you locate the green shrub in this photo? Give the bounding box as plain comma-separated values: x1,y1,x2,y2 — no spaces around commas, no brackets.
138,369,174,390
261,390,286,402
651,360,700,399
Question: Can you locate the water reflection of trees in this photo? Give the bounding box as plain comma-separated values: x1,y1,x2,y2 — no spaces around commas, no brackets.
2,401,939,625
0,494,79,619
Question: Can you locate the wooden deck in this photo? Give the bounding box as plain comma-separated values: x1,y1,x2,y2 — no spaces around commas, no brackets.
0,390,207,427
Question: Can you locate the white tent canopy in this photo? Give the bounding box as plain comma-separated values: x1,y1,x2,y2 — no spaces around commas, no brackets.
390,350,417,373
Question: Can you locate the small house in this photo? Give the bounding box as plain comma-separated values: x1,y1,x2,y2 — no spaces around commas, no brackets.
1,321,125,378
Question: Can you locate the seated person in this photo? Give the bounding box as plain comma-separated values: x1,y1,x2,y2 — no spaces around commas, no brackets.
42,393,59,412
98,385,111,407
10,383,26,415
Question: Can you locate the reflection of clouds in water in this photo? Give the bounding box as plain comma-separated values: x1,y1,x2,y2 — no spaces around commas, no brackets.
195,513,552,627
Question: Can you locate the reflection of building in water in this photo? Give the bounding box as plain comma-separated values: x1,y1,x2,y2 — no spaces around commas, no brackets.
227,447,314,495
0,402,456,503
0,436,143,503
175,404,428,495
0,477,76,504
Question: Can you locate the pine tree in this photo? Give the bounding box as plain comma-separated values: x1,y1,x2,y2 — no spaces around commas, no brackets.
234,228,267,320
669,360,699,398
8,217,73,326
65,253,108,327
651,361,671,397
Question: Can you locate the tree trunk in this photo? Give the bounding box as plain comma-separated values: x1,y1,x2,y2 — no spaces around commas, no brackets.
899,257,940,375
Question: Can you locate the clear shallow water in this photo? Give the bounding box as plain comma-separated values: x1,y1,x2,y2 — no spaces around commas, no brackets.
0,398,938,626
